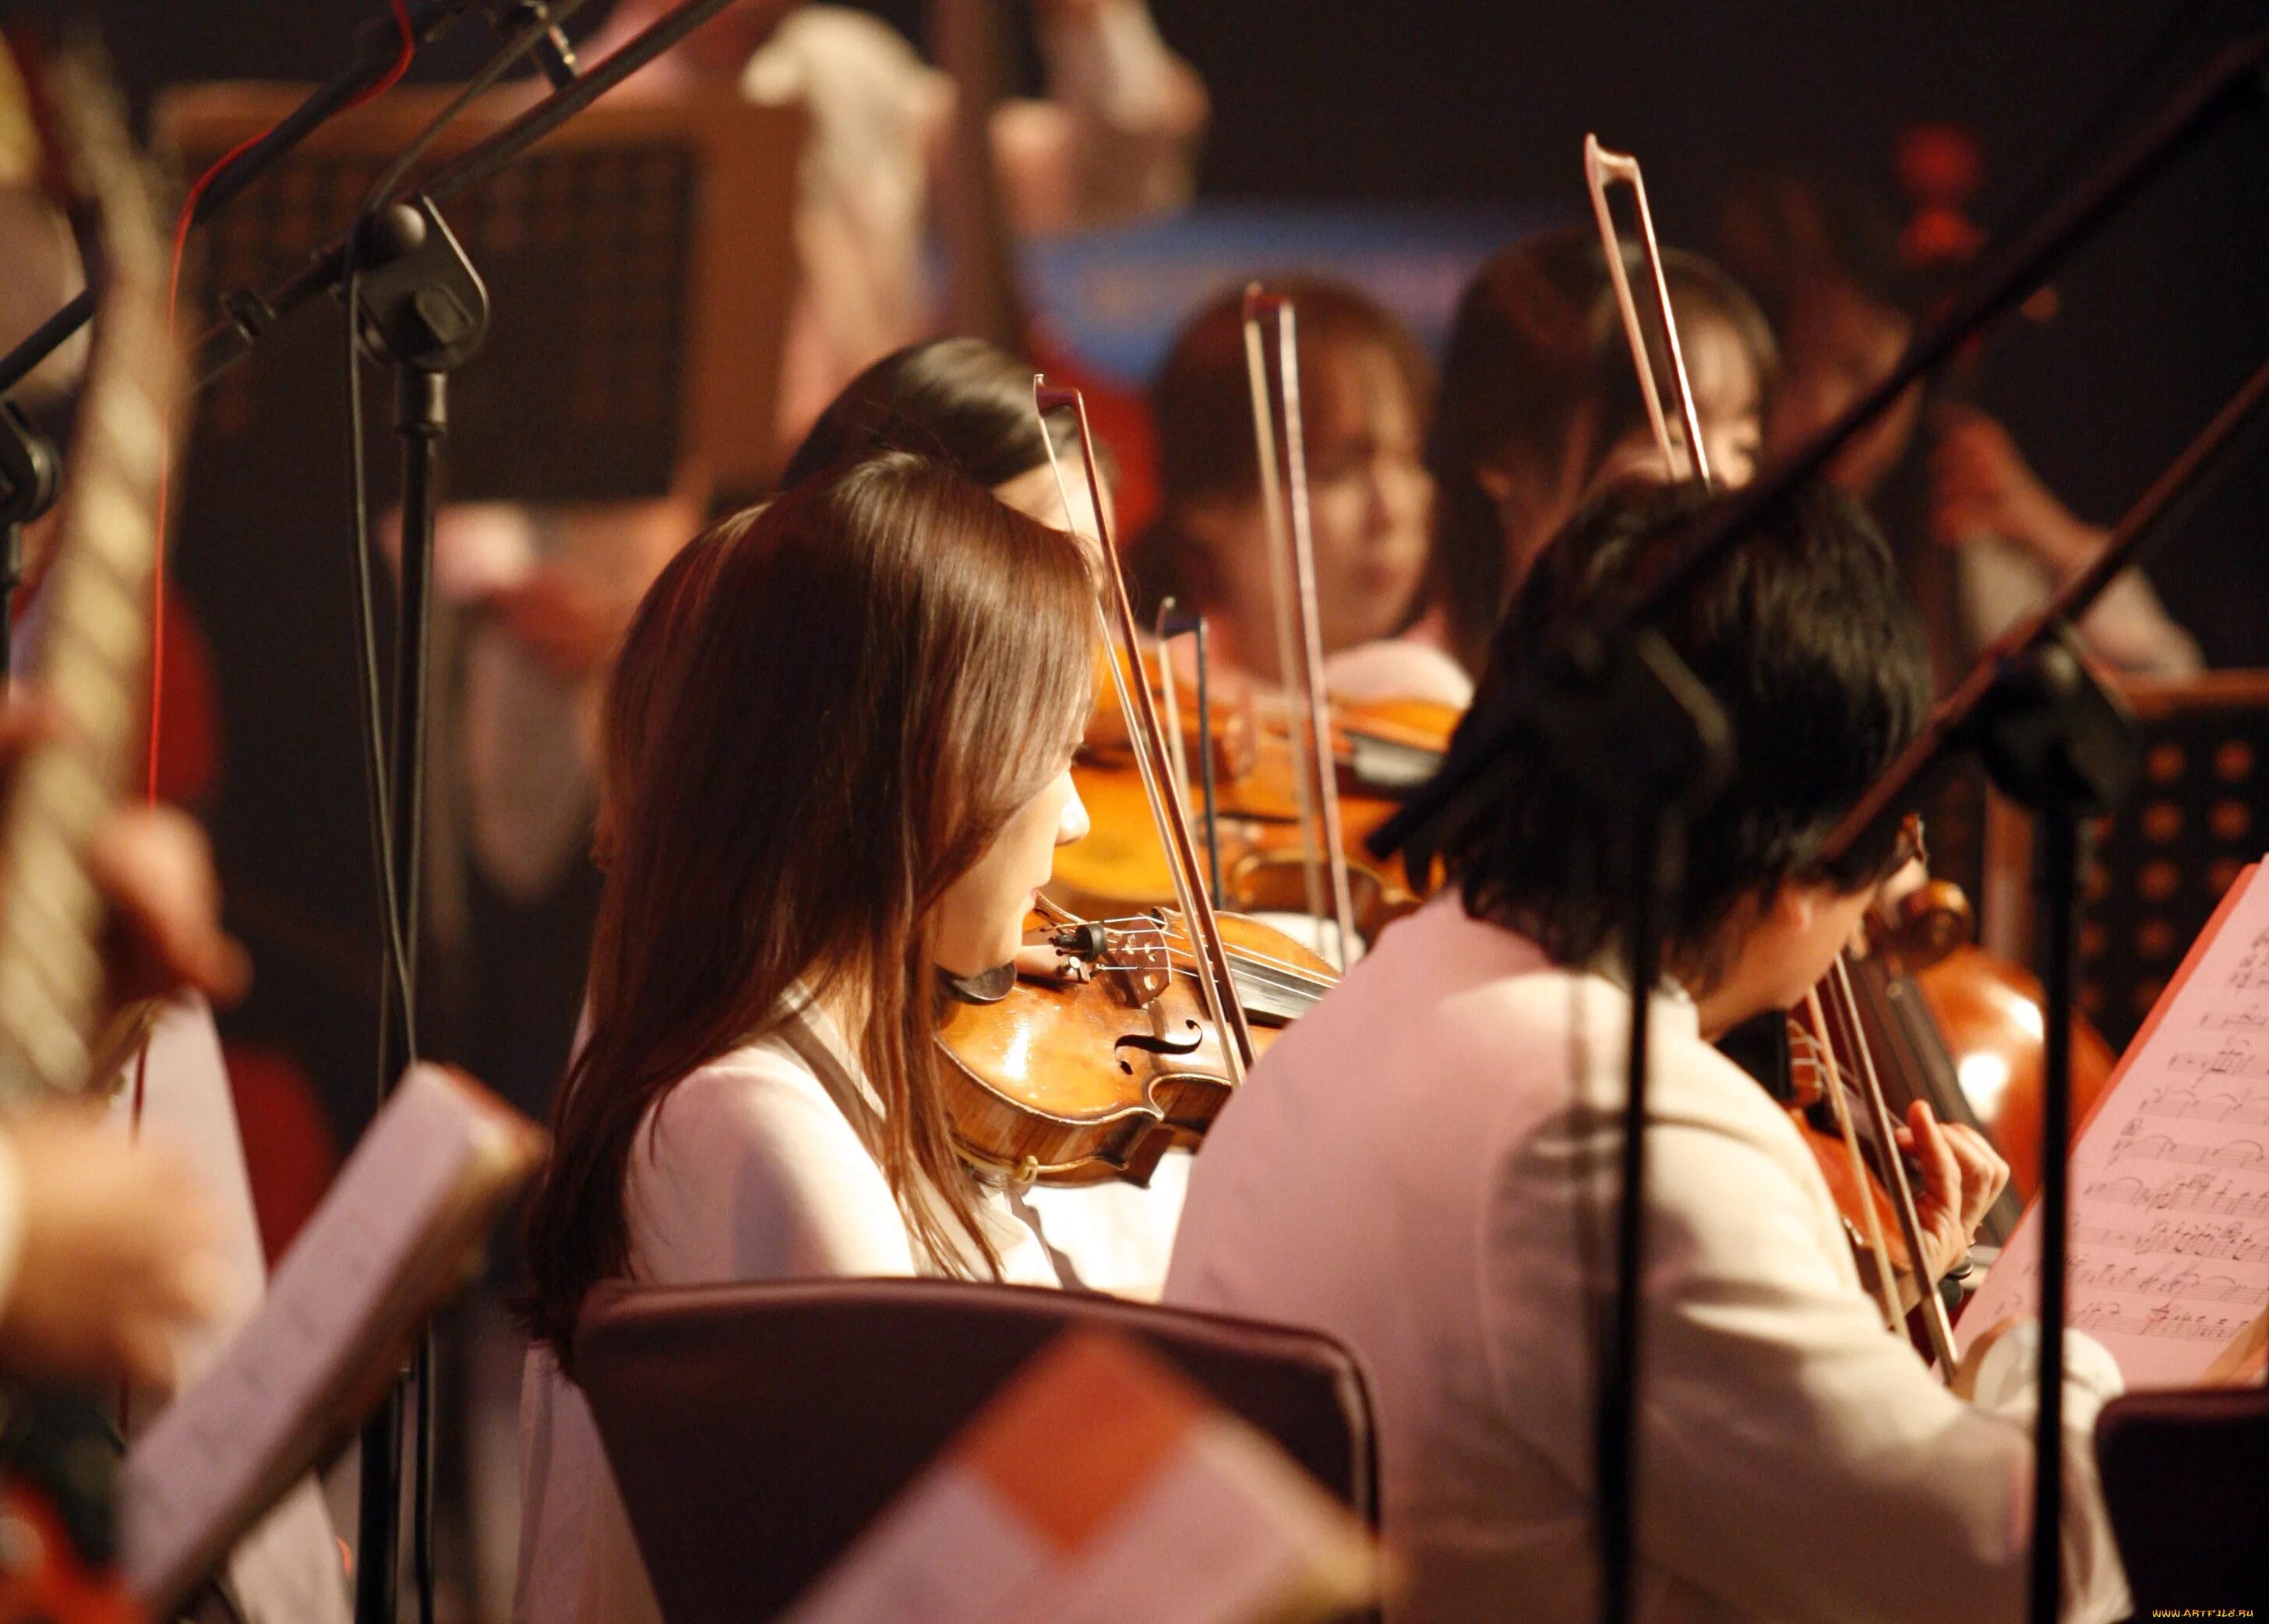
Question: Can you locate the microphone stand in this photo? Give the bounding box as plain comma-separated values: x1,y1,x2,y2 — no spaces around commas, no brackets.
0,0,506,401
1536,627,1728,1624
1367,32,2269,1624
346,197,490,1624
187,0,777,394
0,403,59,678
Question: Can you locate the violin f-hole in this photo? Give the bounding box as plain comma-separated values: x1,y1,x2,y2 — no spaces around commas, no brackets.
1113,1019,1205,1073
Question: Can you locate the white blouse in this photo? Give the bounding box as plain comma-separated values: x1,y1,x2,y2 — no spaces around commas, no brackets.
513,1000,1063,1624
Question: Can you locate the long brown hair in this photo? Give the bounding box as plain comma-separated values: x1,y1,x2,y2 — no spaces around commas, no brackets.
524,454,1097,1364
1430,230,1774,674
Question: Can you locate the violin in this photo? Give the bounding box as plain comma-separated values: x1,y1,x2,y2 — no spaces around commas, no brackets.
1060,284,1459,948
1584,138,1979,1367
1058,684,1449,940
937,898,1333,1185
935,379,1283,1184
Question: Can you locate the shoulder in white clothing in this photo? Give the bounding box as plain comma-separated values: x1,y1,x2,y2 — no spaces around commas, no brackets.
626,1037,919,1287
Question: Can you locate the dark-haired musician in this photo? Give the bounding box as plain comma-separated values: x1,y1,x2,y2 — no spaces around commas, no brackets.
1166,485,2131,1623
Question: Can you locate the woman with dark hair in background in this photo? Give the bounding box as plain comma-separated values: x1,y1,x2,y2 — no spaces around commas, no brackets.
1127,277,1461,705
779,334,1106,538
1428,228,1777,676
516,455,1099,1623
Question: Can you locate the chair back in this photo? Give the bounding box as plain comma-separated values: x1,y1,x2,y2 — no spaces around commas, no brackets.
577,1276,1378,1622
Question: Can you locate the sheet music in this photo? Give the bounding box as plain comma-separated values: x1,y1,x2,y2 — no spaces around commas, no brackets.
120,1064,517,1611
1959,861,2269,1386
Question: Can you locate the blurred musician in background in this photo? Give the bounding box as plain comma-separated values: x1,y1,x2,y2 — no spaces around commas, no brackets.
517,455,1099,1622
1427,229,1776,676
580,0,1209,446
0,700,245,1393
1125,277,1467,707
1716,172,2203,687
1166,483,2132,1624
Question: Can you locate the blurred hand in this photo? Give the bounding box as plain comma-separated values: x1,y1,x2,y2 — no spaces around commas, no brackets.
1895,1098,2010,1282
482,561,631,678
1,698,249,1012
1928,404,2101,577
0,1108,228,1391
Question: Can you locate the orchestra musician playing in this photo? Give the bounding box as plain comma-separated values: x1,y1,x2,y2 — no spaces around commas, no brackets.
1428,230,1776,676
514,454,1099,1622
1125,277,1466,707
1164,483,2132,1624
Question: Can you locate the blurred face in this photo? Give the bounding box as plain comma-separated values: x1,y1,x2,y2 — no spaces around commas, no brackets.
1299,346,1437,649
930,757,1090,976
1191,344,1435,672
1682,315,1764,489
1768,279,1921,499
1588,312,1763,496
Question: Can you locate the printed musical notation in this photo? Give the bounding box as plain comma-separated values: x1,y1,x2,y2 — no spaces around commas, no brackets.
2227,925,2269,992
2161,1039,2269,1082
2069,1303,2253,1343
2195,1001,2269,1032
2071,1259,2269,1305
1960,862,2269,1387
2066,1218,2269,1264
2108,1121,2267,1170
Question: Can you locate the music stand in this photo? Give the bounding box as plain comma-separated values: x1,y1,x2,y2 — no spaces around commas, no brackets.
156,82,806,503
1986,673,2269,1050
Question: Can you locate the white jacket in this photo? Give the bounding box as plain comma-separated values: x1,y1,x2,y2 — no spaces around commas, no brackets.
1166,895,2130,1624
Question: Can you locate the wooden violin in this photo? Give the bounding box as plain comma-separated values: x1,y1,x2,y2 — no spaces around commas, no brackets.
1057,286,1457,948
1057,686,1449,941
937,898,1332,1186
935,379,1279,1185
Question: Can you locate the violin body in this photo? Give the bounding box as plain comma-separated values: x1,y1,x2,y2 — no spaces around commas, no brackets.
1060,683,1453,937
936,909,1333,1187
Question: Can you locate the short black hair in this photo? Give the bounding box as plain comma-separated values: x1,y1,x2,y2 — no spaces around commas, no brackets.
1420,480,1931,986
780,337,1065,492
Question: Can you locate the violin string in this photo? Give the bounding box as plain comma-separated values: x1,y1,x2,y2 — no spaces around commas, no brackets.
1120,939,1332,997
1089,955,1329,1004
1099,920,1336,989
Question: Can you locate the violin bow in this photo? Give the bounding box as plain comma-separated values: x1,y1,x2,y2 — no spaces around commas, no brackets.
1032,380,1255,1079
1583,134,1712,486
1589,137,1962,1377
1800,989,1907,1334
1242,285,1357,968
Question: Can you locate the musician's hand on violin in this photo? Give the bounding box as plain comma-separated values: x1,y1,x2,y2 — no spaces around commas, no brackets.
1894,1098,2010,1279
0,1107,230,1392
1928,405,2102,581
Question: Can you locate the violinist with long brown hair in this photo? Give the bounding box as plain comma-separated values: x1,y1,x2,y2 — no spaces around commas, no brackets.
1165,483,2132,1624
514,454,1098,1623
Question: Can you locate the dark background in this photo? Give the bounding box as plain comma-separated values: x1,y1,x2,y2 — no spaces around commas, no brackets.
24,0,2267,655
8,0,2267,1132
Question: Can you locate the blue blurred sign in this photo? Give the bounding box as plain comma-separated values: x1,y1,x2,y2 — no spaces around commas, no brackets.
1003,201,1554,386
